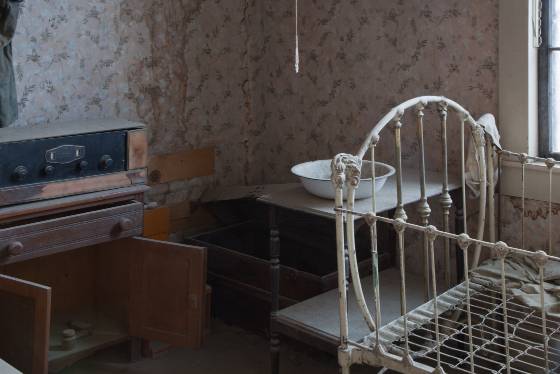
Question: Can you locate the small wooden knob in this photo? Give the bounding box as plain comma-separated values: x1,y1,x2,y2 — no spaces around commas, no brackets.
7,241,24,256
118,218,134,231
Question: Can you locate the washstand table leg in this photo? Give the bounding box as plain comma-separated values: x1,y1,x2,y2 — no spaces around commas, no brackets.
270,206,281,374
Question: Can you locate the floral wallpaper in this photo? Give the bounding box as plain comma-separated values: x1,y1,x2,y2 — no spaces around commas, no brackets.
500,196,560,254
10,0,259,205
256,0,499,182
9,0,499,217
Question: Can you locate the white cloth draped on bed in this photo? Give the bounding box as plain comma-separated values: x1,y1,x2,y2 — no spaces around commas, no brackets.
466,113,501,198
472,256,560,318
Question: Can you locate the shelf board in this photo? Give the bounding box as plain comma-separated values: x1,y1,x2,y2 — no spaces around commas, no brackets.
277,267,429,344
47,312,128,373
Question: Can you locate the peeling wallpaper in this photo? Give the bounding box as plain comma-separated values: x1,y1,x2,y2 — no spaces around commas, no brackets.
10,0,499,212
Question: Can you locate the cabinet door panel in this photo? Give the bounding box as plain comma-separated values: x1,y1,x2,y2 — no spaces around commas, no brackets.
0,274,51,374
128,237,206,347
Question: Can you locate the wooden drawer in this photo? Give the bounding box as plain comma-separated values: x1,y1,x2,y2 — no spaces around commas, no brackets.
0,201,143,264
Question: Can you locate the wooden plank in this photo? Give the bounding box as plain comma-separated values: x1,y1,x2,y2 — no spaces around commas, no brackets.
2,248,96,314
146,233,169,241
171,215,215,236
127,130,148,170
0,169,147,207
0,186,148,225
129,237,207,348
0,202,144,265
0,274,51,374
143,206,170,238
148,148,214,184
204,285,212,336
0,119,144,143
202,184,295,203
169,202,191,221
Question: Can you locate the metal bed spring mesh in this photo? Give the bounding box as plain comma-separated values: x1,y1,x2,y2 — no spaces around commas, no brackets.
340,205,560,374
370,279,560,374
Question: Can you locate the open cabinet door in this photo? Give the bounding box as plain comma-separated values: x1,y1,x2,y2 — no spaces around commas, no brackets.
129,237,207,348
0,274,51,374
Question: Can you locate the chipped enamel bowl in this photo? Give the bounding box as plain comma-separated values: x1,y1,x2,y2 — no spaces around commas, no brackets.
291,160,395,200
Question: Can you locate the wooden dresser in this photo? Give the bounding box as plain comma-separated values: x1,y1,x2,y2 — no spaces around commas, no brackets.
0,120,207,373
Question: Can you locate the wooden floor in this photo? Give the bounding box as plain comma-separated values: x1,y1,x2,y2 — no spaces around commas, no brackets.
59,268,430,373
58,321,387,374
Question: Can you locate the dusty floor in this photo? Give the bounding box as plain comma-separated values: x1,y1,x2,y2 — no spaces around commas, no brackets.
60,320,376,374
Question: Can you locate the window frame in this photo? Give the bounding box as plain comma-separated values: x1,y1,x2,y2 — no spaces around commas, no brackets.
539,0,560,159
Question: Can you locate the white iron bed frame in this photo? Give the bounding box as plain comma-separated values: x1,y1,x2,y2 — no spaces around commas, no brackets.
332,96,560,374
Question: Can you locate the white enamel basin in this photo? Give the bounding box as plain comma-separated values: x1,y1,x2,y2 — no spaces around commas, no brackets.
291,160,395,200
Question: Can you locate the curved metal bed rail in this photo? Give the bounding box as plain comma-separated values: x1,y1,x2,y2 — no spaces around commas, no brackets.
331,96,499,374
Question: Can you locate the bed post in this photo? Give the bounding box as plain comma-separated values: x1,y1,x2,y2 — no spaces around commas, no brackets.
415,101,432,302
332,155,351,374
345,155,376,332
438,100,453,289
487,137,496,244
471,124,487,268
455,190,465,280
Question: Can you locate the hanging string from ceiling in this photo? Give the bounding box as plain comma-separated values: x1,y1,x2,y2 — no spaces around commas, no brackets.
533,0,543,47
295,0,300,73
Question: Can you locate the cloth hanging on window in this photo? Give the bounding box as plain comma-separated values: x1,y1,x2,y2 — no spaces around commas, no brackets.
0,0,23,127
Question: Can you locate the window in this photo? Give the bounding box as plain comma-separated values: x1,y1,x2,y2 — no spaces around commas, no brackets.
540,0,560,158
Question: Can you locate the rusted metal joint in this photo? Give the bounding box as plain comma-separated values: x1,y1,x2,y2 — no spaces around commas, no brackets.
415,100,426,116
437,100,448,118
545,157,556,169
457,233,471,251
494,241,510,258
518,153,529,164
393,218,406,234
533,250,548,268
364,211,377,227
392,109,404,127
425,225,438,242
370,133,380,148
